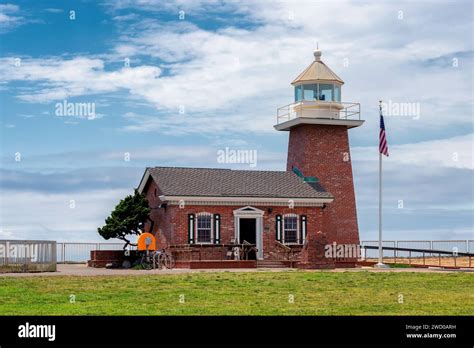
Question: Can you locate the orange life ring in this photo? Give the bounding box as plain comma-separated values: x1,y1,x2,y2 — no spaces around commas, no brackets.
137,232,156,251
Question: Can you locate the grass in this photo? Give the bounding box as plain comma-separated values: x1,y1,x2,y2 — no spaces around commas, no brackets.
389,264,412,268
0,271,473,315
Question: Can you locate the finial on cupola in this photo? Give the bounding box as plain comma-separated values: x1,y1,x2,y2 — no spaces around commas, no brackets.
313,47,322,61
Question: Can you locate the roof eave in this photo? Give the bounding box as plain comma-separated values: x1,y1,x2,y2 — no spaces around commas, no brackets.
137,168,151,194
291,78,344,86
159,195,334,205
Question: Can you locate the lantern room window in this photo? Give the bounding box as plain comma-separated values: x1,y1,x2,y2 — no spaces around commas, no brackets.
334,85,341,102
318,84,333,101
294,83,341,102
303,84,317,100
294,85,303,101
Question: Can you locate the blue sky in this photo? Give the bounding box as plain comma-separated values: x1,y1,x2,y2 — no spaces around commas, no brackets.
0,0,472,242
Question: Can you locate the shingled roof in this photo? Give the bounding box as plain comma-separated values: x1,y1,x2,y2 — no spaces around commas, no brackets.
138,167,333,199
291,50,344,85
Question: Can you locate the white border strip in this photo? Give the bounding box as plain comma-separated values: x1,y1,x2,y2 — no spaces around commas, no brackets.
159,195,333,206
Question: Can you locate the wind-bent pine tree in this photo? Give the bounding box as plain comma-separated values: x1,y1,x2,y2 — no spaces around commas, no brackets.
98,189,151,249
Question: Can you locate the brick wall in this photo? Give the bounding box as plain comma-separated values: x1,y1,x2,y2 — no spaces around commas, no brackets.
142,182,325,261
286,124,360,245
143,180,173,247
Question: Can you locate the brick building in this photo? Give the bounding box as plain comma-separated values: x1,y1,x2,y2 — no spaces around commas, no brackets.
137,50,364,268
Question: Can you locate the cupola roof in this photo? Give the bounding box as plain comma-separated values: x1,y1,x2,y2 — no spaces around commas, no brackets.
291,50,344,85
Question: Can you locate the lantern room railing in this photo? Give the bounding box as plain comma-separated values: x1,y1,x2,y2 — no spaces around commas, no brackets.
276,101,361,125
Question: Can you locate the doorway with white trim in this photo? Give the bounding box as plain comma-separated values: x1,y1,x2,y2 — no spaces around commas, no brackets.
233,206,264,260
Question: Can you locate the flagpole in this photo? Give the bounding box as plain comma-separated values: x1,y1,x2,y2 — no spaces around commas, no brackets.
378,151,383,264
376,100,388,268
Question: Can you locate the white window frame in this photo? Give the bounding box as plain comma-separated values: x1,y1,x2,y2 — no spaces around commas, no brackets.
195,212,213,244
283,214,300,245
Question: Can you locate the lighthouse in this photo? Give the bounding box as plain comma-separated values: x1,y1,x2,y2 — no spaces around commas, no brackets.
275,49,364,247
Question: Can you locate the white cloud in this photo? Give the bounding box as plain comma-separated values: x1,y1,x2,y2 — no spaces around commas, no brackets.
101,144,216,162
0,57,164,106
0,4,23,30
112,13,139,21
0,228,14,238
361,227,474,241
0,188,132,241
121,108,275,135
1,142,285,172
107,0,236,13
44,8,64,14
0,1,471,136
352,133,474,170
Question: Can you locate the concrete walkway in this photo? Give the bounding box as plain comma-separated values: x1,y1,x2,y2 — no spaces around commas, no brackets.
1,263,473,277
0,263,295,277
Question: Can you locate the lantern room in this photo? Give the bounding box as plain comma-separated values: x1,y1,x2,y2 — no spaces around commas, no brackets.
293,50,343,103
275,50,363,131
294,82,341,103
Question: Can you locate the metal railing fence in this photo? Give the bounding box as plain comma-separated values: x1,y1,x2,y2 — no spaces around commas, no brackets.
52,240,474,263
0,240,57,273
56,242,134,263
276,101,361,124
361,240,472,259
362,245,473,268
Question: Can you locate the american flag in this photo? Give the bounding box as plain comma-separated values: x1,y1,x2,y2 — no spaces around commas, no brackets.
379,108,389,157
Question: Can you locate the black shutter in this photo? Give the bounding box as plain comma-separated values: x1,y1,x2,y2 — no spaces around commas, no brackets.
213,214,221,244
300,215,307,244
275,215,282,242
188,214,195,244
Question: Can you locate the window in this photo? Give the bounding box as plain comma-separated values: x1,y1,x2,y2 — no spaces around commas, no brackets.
294,85,303,101
196,214,212,243
299,84,339,102
318,84,333,101
303,84,317,100
334,84,341,102
283,215,298,244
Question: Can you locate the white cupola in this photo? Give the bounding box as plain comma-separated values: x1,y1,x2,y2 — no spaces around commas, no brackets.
292,50,344,103
275,49,363,131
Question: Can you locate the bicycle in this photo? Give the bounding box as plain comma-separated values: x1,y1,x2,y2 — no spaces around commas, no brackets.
153,249,175,269
139,251,155,270
140,249,175,270
163,252,175,269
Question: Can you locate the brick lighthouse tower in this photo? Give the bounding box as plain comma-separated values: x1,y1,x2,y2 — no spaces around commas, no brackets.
275,49,364,246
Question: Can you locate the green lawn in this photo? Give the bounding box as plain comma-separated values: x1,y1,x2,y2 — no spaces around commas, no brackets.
0,271,473,315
